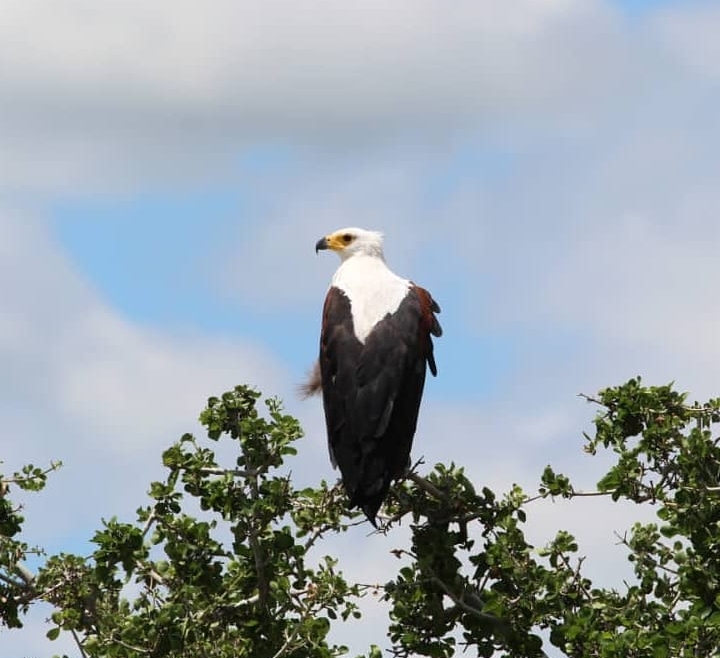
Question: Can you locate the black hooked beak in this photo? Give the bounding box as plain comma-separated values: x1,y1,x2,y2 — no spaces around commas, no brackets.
315,237,328,254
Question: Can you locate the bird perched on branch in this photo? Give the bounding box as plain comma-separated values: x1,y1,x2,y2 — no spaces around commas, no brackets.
306,227,441,526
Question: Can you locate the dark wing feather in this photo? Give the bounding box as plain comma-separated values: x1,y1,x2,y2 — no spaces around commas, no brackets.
319,285,441,525
318,288,363,468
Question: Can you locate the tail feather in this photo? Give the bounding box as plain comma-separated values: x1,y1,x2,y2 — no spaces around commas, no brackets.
346,453,394,526
353,488,387,527
361,502,381,528
298,361,322,399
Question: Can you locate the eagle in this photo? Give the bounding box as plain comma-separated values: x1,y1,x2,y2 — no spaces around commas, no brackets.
308,227,442,526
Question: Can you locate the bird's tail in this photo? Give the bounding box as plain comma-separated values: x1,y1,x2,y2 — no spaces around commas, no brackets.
353,489,387,528
347,452,396,527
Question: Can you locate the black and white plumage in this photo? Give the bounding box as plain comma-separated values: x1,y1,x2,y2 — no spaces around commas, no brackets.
312,227,441,525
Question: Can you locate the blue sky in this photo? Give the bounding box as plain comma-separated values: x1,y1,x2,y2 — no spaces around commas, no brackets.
49,152,520,402
3,0,720,655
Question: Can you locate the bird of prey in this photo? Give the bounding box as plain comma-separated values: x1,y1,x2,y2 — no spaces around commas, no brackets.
309,227,441,525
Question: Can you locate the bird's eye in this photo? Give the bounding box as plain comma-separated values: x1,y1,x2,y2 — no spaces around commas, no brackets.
342,233,353,243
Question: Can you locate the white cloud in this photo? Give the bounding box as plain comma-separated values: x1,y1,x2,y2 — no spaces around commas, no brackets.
0,215,289,537
0,0,691,195
652,2,720,81
0,0,614,109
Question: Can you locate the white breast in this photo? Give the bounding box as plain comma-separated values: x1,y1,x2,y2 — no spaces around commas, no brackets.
331,255,411,343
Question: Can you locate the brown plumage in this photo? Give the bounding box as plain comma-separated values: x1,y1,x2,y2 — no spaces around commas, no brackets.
299,360,322,399
311,227,441,525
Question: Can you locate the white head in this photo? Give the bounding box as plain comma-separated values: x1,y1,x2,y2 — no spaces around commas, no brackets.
315,227,385,261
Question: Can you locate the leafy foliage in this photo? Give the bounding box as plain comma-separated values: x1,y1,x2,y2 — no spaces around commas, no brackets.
5,387,365,657
0,461,60,628
381,379,720,657
2,378,720,657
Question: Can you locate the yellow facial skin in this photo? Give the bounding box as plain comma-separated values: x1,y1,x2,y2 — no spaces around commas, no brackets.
315,231,355,253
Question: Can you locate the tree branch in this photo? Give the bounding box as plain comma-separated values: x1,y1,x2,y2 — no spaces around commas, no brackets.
136,560,165,587
197,466,258,478
140,510,157,539
0,572,26,590
429,576,500,625
71,629,89,658
271,621,305,658
523,489,615,505
407,472,447,501
109,634,152,654
246,467,268,608
13,561,36,586
578,392,719,417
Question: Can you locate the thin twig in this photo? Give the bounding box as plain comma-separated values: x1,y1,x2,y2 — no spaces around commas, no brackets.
197,467,257,478
110,635,152,654
271,622,304,658
270,589,322,658
558,553,593,601
429,576,499,624
235,593,260,607
613,532,679,576
140,510,157,538
2,461,62,487
301,482,350,551
136,560,165,587
523,489,614,505
577,393,604,406
70,629,89,658
578,392,719,416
